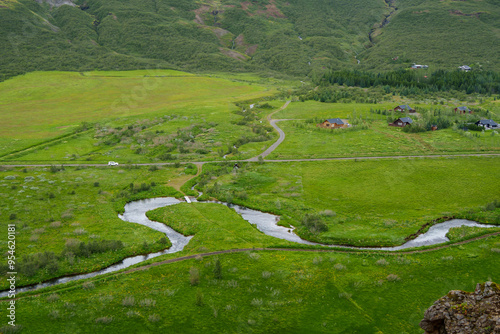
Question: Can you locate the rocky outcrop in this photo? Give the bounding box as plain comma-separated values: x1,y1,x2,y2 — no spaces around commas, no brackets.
420,281,500,333
34,0,76,8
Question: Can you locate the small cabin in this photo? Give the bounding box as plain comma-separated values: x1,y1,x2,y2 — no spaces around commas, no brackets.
411,64,428,69
454,106,471,114
475,119,498,129
394,105,415,113
459,65,471,72
318,118,350,129
389,117,413,127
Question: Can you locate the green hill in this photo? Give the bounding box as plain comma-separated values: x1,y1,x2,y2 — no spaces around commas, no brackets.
0,0,499,81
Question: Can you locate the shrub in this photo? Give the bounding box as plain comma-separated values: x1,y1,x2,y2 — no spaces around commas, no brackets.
122,296,135,307
48,310,60,319
195,290,204,306
262,271,272,278
302,214,328,234
82,282,95,290
190,267,200,286
334,263,346,271
47,294,60,302
376,259,389,266
148,314,161,323
95,317,113,324
251,298,263,307
213,259,222,279
50,221,62,228
387,274,401,282
338,292,352,299
485,200,500,211
140,299,156,308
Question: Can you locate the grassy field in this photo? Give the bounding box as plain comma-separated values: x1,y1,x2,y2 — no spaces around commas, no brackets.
4,235,499,333
146,203,286,253
0,165,195,289
198,157,500,246
0,70,281,163
267,101,500,159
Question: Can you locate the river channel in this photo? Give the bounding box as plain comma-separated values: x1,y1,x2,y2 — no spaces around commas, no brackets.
1,197,497,297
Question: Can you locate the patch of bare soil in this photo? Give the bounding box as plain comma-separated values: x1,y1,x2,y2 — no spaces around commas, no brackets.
449,9,484,18
213,28,230,38
246,45,259,56
219,48,247,61
193,5,211,24
258,0,286,18
241,1,252,11
235,34,245,46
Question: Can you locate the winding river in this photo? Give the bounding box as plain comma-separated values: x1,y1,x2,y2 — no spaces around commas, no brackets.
1,197,497,297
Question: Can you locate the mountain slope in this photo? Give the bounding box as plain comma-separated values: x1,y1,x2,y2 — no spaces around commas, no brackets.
0,0,499,81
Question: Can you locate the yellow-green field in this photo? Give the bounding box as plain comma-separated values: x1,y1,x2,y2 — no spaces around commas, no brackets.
0,70,274,139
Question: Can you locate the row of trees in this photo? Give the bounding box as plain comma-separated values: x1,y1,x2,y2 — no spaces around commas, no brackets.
317,69,500,95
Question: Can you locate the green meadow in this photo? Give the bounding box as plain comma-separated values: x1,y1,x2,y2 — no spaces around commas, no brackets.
4,236,500,333
0,71,280,163
268,101,500,159
199,157,500,246
0,165,190,289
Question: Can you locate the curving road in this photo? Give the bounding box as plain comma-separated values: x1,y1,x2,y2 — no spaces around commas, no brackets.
247,100,291,161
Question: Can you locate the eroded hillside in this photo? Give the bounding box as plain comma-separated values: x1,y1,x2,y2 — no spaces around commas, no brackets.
0,0,499,81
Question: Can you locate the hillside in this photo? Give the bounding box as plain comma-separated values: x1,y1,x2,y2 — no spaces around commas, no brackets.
0,0,499,81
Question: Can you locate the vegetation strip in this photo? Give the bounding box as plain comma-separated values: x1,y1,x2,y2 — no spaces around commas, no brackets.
6,231,500,301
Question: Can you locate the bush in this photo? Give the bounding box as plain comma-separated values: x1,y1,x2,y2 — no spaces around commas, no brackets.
190,267,200,286
302,214,328,234
213,259,222,279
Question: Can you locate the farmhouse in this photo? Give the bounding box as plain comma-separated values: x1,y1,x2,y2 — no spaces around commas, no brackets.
475,119,498,129
394,105,415,113
459,65,471,72
411,64,428,69
389,117,413,127
318,118,350,129
454,106,471,114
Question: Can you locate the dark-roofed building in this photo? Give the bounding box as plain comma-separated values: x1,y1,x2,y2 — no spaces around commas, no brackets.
475,119,498,129
389,117,413,127
318,118,350,129
454,106,471,114
394,105,415,113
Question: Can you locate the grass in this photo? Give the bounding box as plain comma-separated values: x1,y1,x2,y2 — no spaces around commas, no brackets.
0,71,280,163
267,101,500,159
200,156,500,246
4,235,500,333
0,70,273,139
0,165,190,289
146,203,286,253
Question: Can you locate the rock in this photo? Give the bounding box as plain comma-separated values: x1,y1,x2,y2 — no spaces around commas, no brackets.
34,0,76,8
420,282,500,334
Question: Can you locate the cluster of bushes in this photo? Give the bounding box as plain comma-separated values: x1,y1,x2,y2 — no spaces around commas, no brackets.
302,214,328,234
401,115,452,133
116,182,156,198
5,238,126,277
17,251,59,277
62,239,124,258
